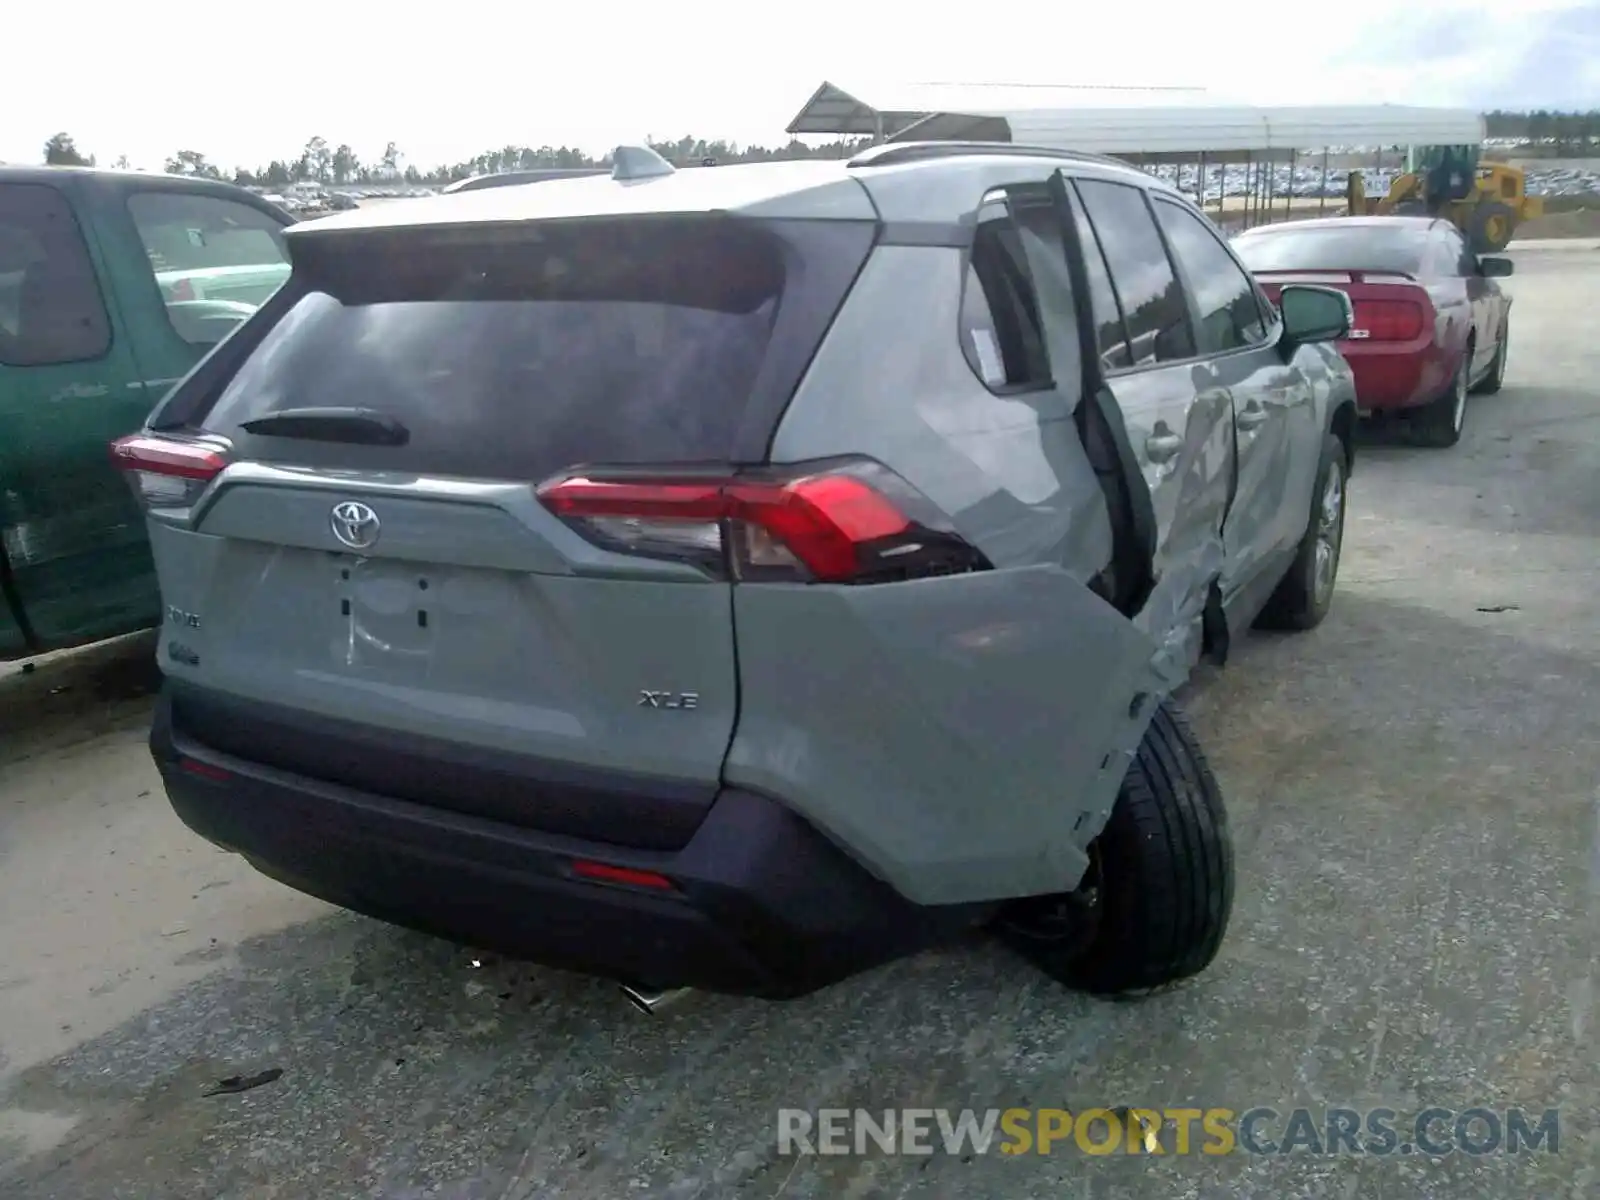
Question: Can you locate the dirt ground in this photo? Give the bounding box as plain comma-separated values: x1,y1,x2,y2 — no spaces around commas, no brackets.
2,245,1598,1198
1518,207,1600,239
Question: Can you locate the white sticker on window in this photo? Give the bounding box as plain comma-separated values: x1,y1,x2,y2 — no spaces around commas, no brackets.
969,328,1005,385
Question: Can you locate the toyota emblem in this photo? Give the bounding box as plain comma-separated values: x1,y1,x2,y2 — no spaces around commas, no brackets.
330,500,380,550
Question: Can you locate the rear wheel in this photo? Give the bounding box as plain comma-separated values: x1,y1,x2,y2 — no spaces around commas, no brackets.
1472,324,1508,395
998,699,1234,996
1255,432,1347,632
1414,346,1471,448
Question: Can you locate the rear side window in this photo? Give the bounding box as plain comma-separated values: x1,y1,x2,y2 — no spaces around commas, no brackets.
199,218,807,481
957,191,1084,401
1152,198,1268,354
127,191,290,347
1073,179,1195,368
0,183,111,367
960,197,1050,389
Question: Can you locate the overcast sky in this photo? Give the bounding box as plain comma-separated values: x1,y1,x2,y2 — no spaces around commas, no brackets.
6,0,1597,172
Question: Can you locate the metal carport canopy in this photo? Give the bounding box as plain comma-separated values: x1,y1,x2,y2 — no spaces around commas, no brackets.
786,82,1486,161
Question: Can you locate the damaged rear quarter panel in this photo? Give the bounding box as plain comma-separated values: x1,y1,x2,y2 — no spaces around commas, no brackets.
731,244,1165,906
723,569,1167,906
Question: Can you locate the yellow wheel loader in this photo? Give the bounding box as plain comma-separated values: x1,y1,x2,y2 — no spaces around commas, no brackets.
1344,144,1543,252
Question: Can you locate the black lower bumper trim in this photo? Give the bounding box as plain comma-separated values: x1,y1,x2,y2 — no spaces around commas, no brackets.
164,680,711,852
151,687,987,998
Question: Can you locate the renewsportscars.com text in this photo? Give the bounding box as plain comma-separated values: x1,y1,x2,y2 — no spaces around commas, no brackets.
777,1106,1561,1157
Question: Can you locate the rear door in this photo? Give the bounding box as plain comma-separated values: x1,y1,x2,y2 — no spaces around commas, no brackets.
1150,194,1318,590
0,178,157,650
142,215,869,838
1064,175,1235,674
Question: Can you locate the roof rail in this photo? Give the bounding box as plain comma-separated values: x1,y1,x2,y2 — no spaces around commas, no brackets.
848,140,1134,172
611,145,676,182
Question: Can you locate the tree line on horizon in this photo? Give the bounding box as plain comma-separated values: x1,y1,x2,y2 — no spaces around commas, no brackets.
39,132,874,186
36,110,1600,184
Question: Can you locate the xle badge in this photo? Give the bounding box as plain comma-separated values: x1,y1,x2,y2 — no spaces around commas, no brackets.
167,606,201,629
639,690,700,711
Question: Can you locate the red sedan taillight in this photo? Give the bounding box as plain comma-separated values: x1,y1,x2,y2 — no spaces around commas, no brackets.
537,459,991,585
1349,298,1426,342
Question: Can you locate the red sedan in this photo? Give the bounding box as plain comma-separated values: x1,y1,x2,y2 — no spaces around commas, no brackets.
1232,216,1513,448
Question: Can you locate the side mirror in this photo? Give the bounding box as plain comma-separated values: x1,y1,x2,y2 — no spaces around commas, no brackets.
1278,284,1353,351
1479,256,1514,278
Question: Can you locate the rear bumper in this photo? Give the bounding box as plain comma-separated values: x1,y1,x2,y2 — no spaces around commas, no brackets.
1340,340,1454,411
150,686,986,998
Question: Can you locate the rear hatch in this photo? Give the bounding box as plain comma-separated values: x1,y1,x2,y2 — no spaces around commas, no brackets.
126,214,873,849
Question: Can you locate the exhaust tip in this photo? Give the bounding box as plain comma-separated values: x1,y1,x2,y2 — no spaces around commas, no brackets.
619,984,692,1015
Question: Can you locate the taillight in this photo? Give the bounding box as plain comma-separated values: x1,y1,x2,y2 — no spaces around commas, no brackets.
1350,298,1425,341
167,278,197,303
109,433,228,511
536,458,991,585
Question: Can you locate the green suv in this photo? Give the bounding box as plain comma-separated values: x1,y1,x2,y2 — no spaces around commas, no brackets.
0,166,291,660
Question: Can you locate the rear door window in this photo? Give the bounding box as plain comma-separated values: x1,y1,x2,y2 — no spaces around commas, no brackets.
126,191,290,345
1072,179,1195,367
0,182,111,367
1152,198,1268,354
1062,184,1132,370
198,218,804,482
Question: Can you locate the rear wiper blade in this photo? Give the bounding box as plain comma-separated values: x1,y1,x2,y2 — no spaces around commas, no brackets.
239,406,410,446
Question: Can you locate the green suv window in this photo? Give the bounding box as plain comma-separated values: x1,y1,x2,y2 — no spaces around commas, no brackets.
0,182,112,367
126,191,290,346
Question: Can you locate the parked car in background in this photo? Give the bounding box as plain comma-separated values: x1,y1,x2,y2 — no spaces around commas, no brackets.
119,142,1357,1005
0,166,292,661
1233,215,1512,448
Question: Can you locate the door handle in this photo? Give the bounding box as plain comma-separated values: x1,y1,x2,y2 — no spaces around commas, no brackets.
1145,430,1183,464
1237,402,1269,431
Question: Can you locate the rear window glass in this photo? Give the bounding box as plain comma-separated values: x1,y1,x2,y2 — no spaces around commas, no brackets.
200,219,786,481
1232,226,1427,275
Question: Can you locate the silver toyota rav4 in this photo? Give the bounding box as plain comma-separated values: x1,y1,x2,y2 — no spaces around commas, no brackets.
114,142,1357,1001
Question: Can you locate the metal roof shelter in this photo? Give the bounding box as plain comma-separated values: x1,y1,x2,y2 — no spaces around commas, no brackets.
786,81,1486,164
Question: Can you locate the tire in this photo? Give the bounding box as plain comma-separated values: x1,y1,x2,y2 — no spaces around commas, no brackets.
999,699,1234,996
1472,324,1508,395
1255,432,1347,632
1413,346,1471,448
1467,201,1516,254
